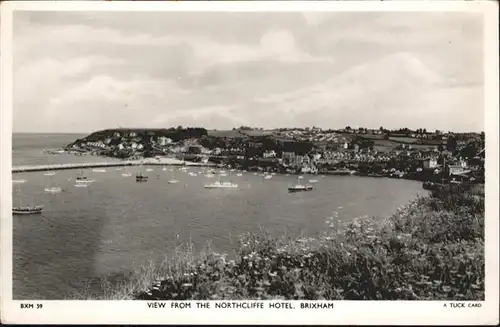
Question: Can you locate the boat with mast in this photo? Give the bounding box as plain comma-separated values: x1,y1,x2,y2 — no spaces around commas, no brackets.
121,165,132,177
44,172,62,193
288,176,313,192
13,184,43,215
75,169,94,184
168,170,179,184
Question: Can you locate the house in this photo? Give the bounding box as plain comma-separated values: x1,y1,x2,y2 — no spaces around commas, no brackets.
263,150,276,158
423,157,438,169
311,153,322,161
158,137,172,146
129,132,137,137
282,152,295,160
113,132,121,138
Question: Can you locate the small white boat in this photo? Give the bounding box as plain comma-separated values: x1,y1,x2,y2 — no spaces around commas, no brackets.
12,179,26,184
121,172,132,177
205,174,215,178
264,175,273,180
230,169,236,172
188,172,198,177
74,184,88,188
271,173,276,176
162,167,168,171
220,173,228,177
309,179,319,183
253,172,258,175
145,168,154,172
168,180,179,184
115,168,122,171
44,172,56,176
218,170,227,174
45,187,62,193
236,173,243,177
204,181,238,189
285,174,290,176
298,176,304,179
92,168,106,173
76,178,95,183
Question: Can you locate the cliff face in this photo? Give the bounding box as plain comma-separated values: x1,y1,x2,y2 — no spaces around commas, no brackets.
66,128,209,147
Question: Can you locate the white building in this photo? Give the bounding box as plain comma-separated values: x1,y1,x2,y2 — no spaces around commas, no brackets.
158,137,172,146
263,150,276,158
423,157,438,169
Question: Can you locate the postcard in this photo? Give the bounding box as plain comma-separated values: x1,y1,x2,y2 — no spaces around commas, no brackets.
1,0,498,325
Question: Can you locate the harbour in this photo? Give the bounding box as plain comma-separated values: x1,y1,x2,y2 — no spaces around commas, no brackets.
12,133,428,299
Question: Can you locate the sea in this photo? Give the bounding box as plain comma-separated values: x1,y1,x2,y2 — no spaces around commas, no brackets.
12,133,428,300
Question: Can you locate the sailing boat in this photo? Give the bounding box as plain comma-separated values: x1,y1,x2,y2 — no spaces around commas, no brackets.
75,169,94,186
121,166,132,177
13,184,43,215
44,172,62,193
168,170,179,184
288,176,313,192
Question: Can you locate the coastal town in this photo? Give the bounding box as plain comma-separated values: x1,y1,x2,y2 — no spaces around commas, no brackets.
62,126,485,187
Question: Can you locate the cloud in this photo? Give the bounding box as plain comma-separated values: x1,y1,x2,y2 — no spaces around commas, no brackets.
12,11,484,133
247,52,482,131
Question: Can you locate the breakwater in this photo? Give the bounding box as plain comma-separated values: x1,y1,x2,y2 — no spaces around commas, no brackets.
12,158,217,173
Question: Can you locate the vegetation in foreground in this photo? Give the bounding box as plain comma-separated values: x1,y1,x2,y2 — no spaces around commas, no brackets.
83,183,484,301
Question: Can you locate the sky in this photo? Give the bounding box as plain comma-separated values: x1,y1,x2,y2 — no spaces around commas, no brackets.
12,10,484,133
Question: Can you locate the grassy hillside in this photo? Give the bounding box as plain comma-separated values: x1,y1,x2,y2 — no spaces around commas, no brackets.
79,182,484,301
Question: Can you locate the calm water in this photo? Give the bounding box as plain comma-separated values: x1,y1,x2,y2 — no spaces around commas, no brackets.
12,133,428,299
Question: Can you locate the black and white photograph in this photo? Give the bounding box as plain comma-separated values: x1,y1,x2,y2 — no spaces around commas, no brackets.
1,1,498,325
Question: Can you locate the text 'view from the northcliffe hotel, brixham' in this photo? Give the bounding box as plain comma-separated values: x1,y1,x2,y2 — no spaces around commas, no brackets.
146,301,335,309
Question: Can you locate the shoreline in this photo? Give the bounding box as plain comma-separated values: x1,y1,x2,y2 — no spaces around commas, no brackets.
12,157,218,173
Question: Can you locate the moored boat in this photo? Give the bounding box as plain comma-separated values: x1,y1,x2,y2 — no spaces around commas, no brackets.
92,168,107,173
204,181,238,189
13,184,43,215
13,206,43,215
288,176,313,192
288,184,314,192
136,173,148,182
45,187,62,193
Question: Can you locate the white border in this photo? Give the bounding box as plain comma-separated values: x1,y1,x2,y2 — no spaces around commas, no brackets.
1,1,498,325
